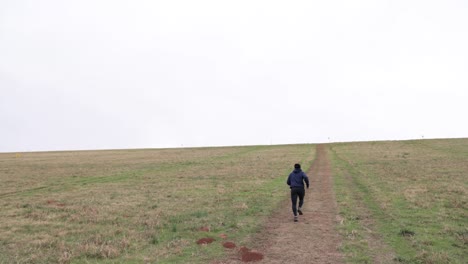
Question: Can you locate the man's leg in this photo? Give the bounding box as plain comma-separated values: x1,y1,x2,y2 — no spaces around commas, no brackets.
291,189,298,216
297,188,305,215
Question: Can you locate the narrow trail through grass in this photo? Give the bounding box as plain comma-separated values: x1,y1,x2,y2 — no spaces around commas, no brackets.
217,145,344,263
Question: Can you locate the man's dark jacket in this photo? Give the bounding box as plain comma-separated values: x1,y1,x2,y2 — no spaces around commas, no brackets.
287,168,310,189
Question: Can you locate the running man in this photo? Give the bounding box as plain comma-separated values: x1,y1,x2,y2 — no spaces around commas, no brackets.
286,163,310,222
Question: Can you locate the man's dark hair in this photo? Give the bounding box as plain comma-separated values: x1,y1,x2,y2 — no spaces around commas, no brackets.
294,163,301,169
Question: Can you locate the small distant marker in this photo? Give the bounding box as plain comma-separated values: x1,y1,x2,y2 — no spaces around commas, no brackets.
15,153,22,158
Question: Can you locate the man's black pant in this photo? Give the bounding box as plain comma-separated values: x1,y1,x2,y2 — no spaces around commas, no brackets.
290,187,305,216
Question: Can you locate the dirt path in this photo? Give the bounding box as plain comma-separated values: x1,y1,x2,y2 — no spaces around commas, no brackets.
217,145,344,263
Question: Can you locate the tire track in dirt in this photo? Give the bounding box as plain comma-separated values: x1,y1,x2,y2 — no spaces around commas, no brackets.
330,146,397,263
217,145,343,263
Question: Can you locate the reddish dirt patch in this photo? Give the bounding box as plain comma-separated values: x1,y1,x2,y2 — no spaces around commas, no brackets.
46,200,65,207
241,251,264,262
199,226,210,232
196,237,215,245
219,233,228,239
239,246,250,253
223,242,236,249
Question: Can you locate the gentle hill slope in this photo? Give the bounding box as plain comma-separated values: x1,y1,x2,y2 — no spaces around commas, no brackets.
0,138,466,263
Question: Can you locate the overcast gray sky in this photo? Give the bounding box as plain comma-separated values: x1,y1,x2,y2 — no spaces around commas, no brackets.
1,0,467,152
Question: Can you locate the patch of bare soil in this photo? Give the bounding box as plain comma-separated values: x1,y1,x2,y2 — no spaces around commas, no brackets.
197,238,215,245
215,145,344,263
241,251,264,262
199,226,211,232
223,242,237,249
46,199,65,207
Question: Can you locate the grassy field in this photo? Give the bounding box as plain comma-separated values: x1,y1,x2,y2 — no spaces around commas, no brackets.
330,138,468,263
0,145,315,263
1,138,467,263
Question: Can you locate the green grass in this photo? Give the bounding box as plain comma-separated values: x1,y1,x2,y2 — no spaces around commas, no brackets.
330,139,468,263
2,138,466,263
0,144,315,263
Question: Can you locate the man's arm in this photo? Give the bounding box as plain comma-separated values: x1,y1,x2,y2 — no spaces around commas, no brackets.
303,173,310,188
286,174,291,186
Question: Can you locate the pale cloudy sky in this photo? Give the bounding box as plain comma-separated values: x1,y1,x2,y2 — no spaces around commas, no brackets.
1,0,467,152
